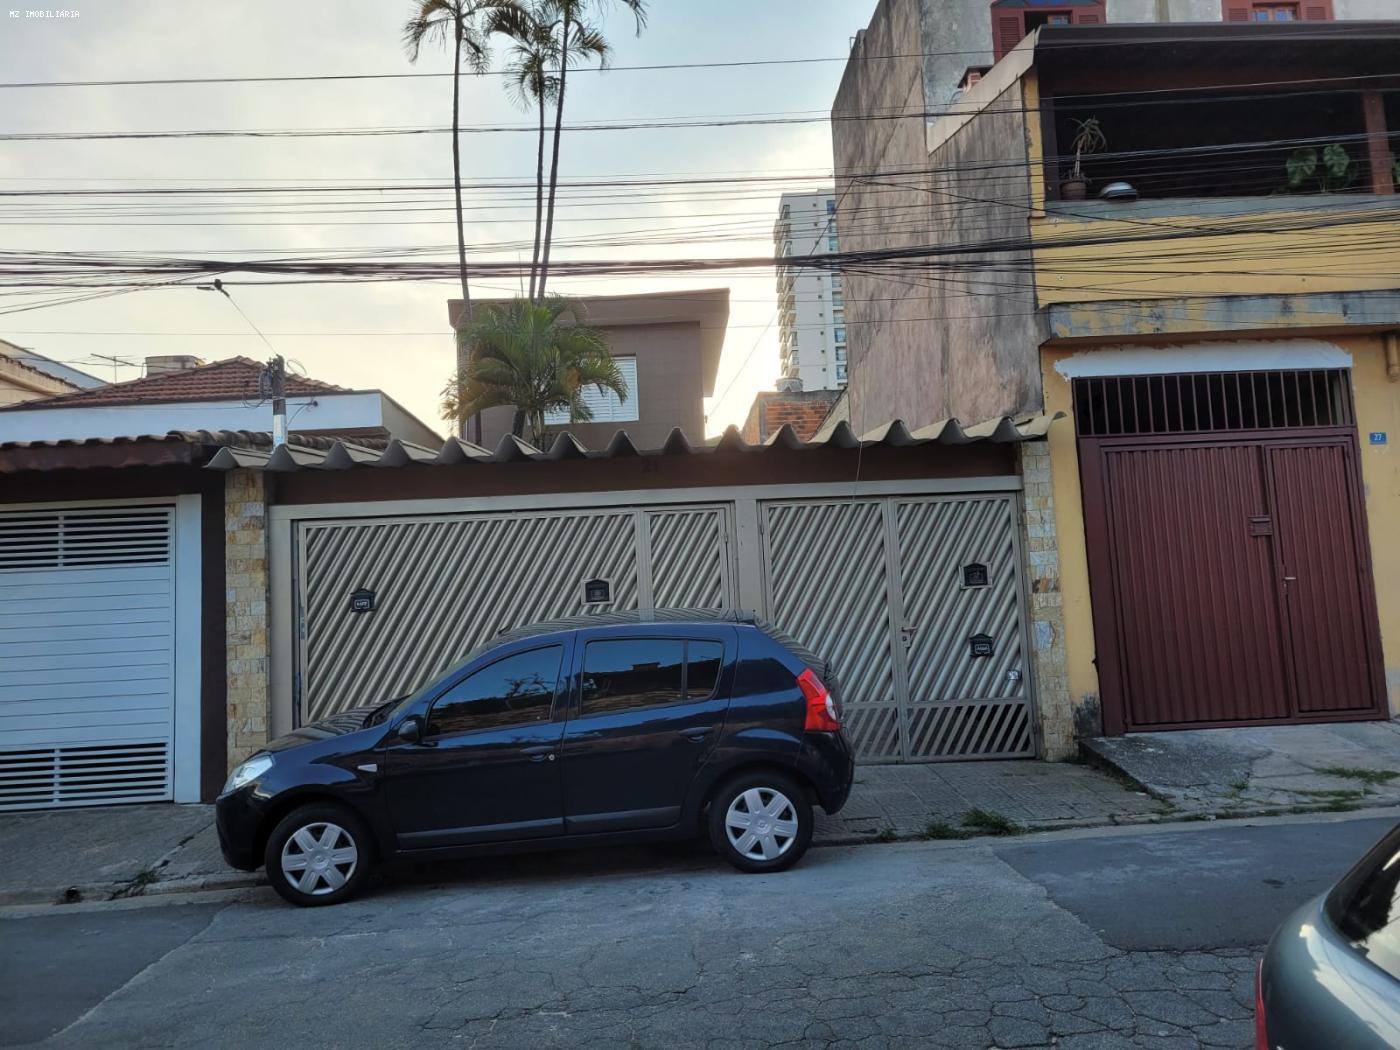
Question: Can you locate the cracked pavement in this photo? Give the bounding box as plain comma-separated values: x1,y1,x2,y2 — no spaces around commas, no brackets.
3,813,1391,1049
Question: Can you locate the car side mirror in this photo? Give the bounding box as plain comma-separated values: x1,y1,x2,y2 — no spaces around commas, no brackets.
396,716,423,744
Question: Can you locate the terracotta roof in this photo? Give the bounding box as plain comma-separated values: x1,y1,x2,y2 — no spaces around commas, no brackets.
1,356,345,411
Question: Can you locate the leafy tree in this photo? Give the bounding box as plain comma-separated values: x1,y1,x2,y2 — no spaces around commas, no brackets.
441,297,629,446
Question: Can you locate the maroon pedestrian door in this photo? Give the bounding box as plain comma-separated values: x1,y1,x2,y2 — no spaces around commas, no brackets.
1268,443,1382,716
1076,370,1386,733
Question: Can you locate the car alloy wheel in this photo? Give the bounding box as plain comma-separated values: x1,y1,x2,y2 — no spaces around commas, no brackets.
279,821,359,896
724,787,799,861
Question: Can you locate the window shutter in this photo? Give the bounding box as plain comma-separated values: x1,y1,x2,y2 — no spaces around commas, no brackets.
1222,2,1253,20
993,13,1024,61
1301,0,1333,19
543,355,639,426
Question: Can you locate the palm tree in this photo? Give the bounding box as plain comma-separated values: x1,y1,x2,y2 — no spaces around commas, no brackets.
403,0,518,322
441,297,629,447
498,4,562,301
537,0,647,299
404,0,521,444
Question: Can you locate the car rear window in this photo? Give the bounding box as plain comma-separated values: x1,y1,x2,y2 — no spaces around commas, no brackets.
1325,824,1400,982
581,638,725,715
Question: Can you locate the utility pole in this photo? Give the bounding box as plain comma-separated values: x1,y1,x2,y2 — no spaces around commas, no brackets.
266,355,287,447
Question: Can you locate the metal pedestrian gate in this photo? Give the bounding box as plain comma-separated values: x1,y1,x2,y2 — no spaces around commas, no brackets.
760,494,1036,762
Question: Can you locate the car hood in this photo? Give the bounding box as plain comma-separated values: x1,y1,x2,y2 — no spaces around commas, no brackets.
260,706,380,753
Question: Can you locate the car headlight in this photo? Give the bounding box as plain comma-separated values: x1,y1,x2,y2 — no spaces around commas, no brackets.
222,753,274,794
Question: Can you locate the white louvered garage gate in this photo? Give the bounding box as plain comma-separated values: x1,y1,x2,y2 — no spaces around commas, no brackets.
0,502,200,810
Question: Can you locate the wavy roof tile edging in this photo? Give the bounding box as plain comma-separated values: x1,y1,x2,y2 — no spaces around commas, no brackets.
205,414,1061,472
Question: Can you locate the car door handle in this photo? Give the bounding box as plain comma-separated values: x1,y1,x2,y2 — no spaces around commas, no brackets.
680,726,715,741
520,745,557,762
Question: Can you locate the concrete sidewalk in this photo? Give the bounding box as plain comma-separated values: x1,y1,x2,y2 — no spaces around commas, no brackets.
0,760,1174,905
1082,720,1400,817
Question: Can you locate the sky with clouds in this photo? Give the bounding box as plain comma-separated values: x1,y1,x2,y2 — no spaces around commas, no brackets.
0,1,872,438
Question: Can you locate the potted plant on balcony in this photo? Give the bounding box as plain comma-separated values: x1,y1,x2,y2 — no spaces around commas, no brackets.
1062,117,1106,201
1284,144,1356,193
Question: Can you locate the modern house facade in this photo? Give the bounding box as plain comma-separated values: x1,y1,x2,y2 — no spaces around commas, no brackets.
774,191,848,390
448,290,729,449
833,13,1400,745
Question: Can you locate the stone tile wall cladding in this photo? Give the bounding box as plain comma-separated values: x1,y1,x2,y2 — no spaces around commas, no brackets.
225,470,270,769
1019,442,1074,759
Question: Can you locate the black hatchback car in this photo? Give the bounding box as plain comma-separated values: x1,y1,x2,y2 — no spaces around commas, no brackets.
217,610,854,906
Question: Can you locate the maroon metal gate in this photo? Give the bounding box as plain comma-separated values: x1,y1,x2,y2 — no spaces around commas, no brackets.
1077,371,1385,734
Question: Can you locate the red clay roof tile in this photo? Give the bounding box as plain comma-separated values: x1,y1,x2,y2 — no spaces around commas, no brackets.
2,356,345,411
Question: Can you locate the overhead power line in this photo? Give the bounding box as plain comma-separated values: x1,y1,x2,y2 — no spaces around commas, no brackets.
5,76,1397,143
0,30,1387,90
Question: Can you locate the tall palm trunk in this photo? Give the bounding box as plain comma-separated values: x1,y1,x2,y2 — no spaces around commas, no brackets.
451,18,472,319
537,8,570,299
529,88,546,301
450,17,482,442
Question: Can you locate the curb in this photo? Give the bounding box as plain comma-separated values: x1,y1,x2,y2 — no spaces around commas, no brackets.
0,871,264,908
813,800,1400,849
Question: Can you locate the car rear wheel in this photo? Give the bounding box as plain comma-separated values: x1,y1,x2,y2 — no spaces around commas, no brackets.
708,772,813,873
264,803,374,907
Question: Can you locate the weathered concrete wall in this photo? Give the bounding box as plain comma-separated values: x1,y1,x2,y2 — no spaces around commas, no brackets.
226,470,270,769
834,2,1043,434
917,0,995,118
1018,442,1073,759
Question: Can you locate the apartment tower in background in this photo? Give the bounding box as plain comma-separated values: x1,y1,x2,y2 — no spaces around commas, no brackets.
773,190,846,390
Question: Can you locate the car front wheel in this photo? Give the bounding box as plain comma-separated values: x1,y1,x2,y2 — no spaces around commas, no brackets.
708,772,813,874
264,803,373,907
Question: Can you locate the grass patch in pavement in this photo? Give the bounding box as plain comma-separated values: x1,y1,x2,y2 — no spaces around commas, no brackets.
961,808,1022,836
1315,767,1400,787
873,826,899,843
1292,787,1367,801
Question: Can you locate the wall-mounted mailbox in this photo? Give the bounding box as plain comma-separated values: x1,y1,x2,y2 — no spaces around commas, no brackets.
349,588,376,613
968,633,994,658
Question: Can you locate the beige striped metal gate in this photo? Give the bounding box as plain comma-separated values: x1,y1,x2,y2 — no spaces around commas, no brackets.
760,494,1035,761
293,492,1036,761
295,505,734,723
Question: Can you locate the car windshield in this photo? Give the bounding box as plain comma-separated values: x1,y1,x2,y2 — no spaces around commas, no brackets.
362,633,533,727
1325,823,1400,982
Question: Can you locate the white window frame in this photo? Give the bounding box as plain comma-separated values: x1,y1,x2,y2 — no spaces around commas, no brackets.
544,355,639,425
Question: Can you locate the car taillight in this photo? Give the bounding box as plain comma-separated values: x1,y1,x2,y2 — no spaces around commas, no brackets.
1254,960,1268,1050
799,668,840,732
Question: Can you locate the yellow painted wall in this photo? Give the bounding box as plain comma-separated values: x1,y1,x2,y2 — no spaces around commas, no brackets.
1031,209,1400,306
1350,337,1400,716
1041,336,1400,728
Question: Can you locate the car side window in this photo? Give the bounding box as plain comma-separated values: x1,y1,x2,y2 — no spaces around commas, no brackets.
426,645,562,737
581,638,725,716
687,641,724,699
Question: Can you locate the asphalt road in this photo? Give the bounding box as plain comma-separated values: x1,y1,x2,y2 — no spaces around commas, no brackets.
1,813,1391,1050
